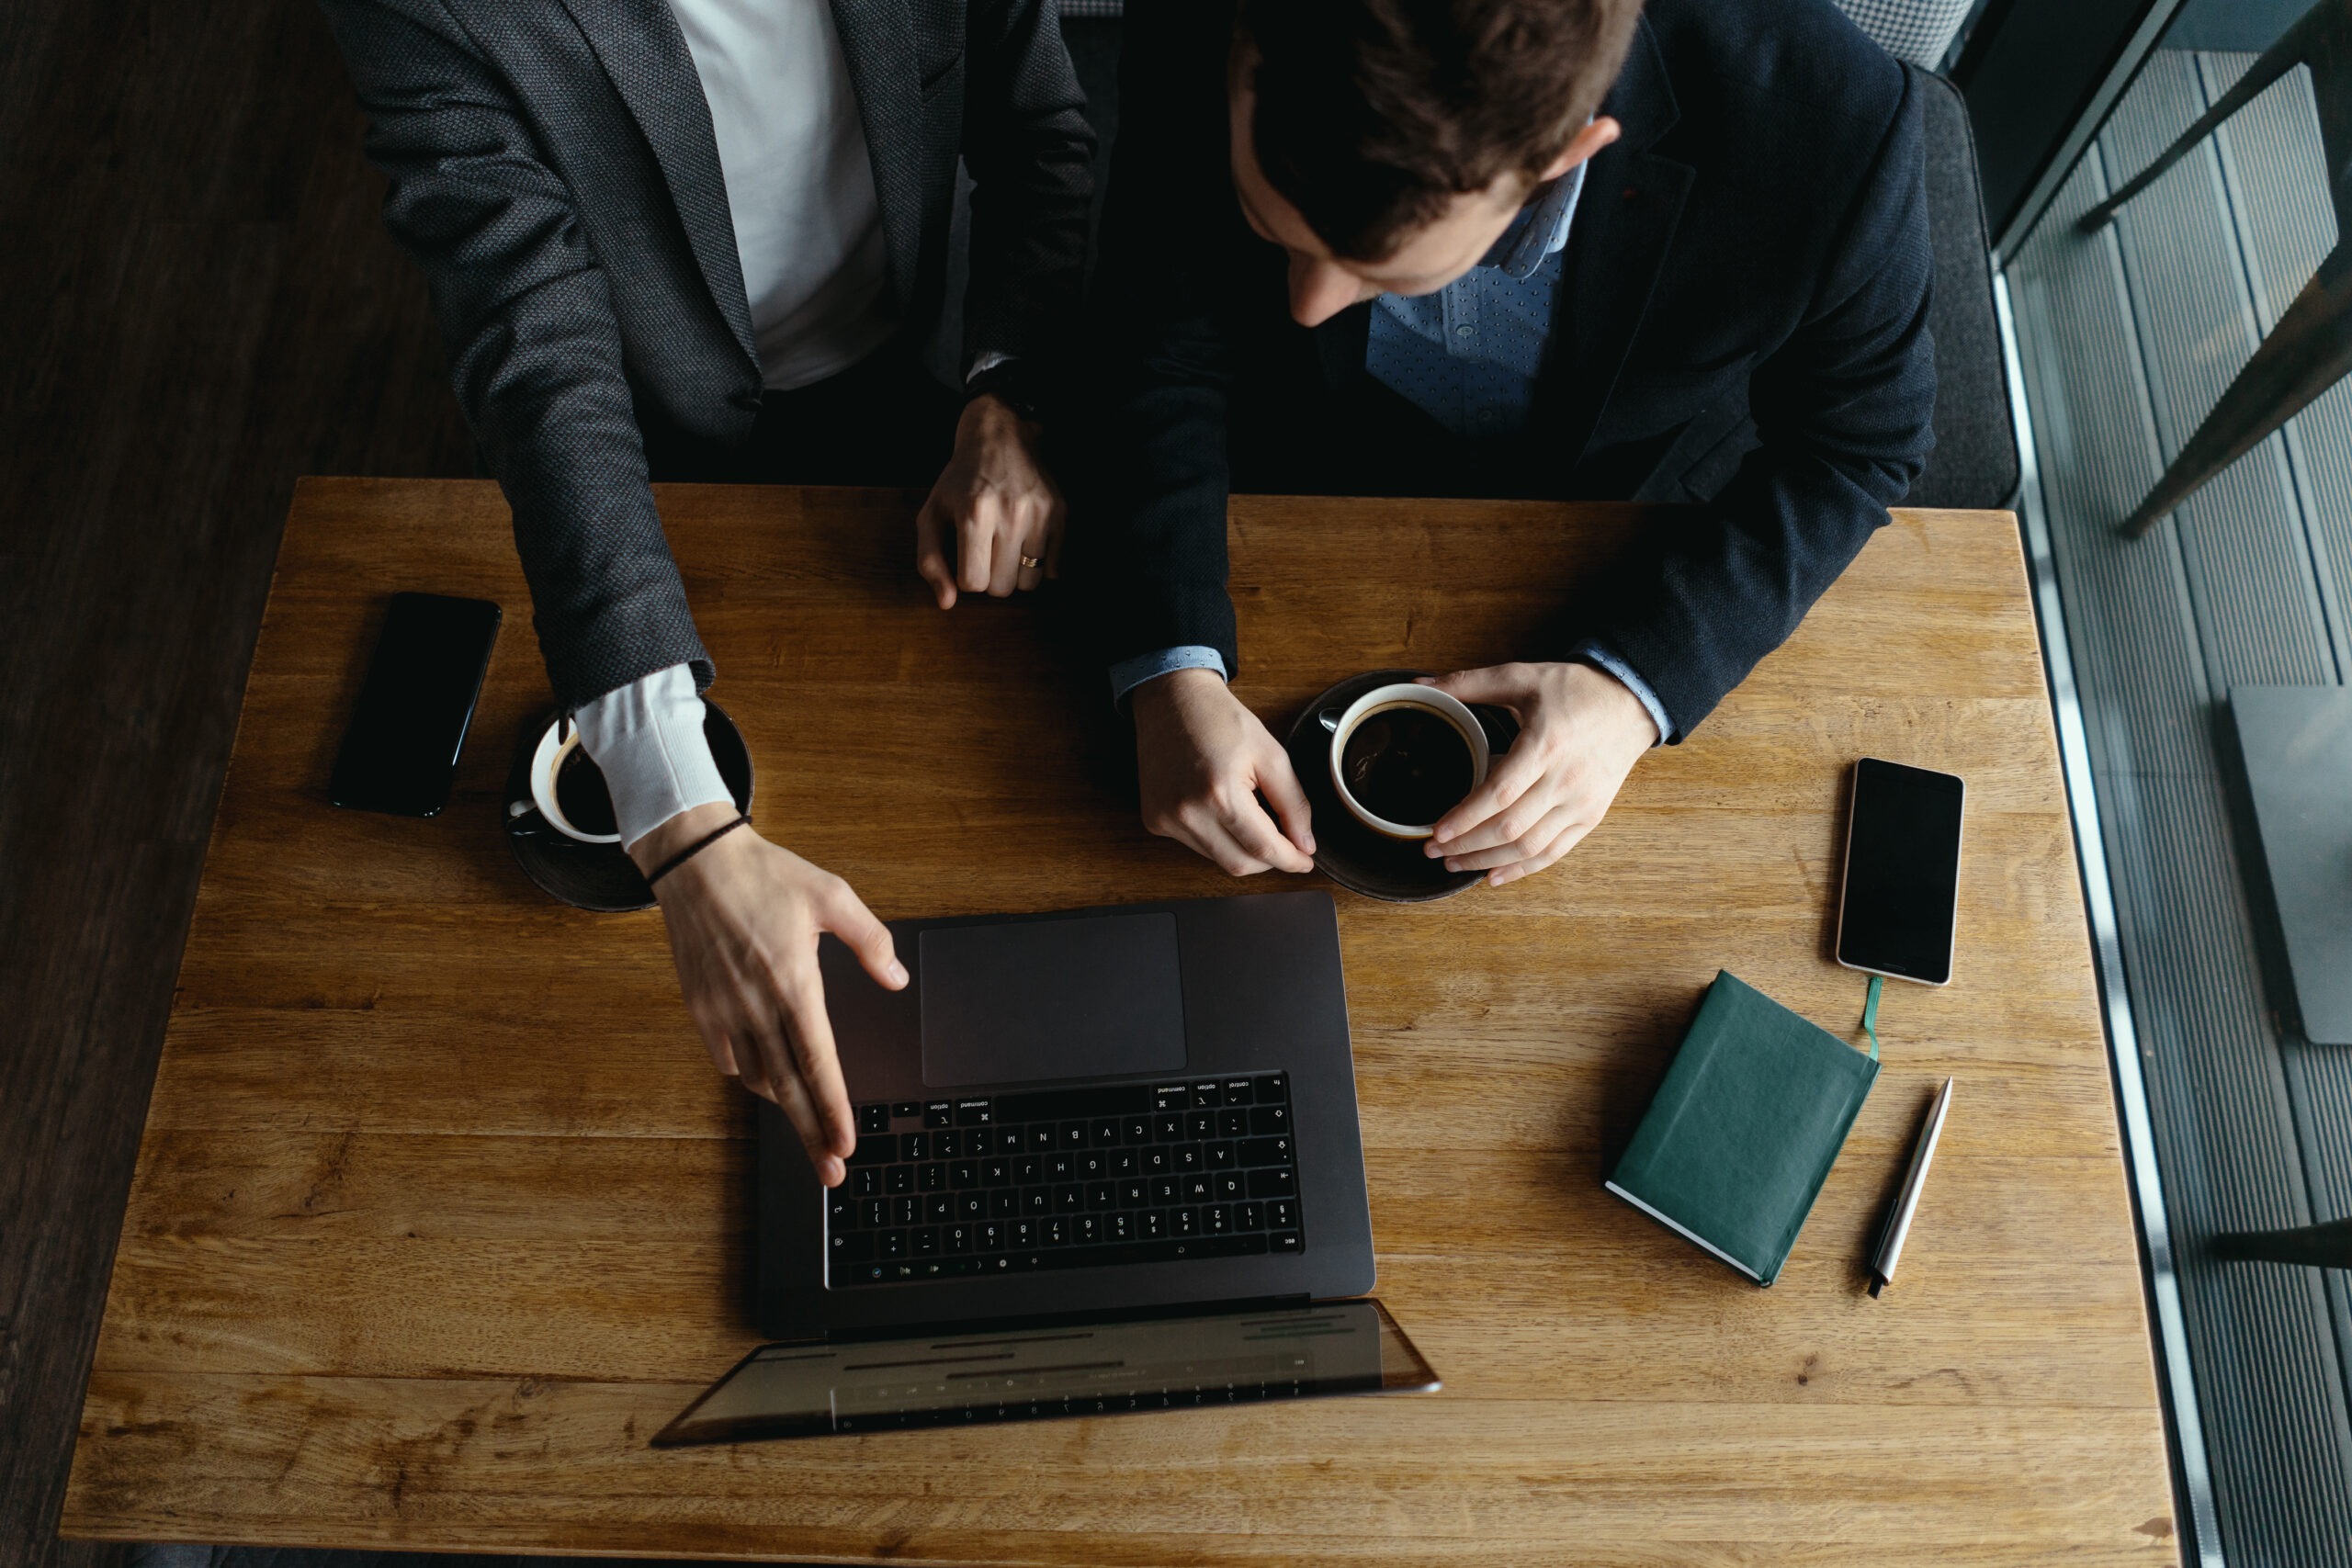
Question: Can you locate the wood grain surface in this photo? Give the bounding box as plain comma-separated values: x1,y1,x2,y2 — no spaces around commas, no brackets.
60,479,2177,1562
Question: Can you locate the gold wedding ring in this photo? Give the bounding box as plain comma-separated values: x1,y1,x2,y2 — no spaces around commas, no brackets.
1020,554,1044,569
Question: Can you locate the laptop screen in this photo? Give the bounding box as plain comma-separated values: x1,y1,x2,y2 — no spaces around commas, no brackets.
652,1300,1436,1446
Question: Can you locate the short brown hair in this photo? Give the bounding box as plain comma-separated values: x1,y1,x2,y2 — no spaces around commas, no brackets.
1240,0,1642,262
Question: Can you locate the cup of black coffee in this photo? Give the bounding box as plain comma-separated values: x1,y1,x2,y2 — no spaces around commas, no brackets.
1320,682,1489,840
526,717,622,843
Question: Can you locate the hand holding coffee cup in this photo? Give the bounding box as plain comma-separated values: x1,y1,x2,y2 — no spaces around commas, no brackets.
1320,684,1490,840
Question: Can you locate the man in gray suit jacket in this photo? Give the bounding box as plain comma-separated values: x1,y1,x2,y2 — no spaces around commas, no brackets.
322,0,1093,1187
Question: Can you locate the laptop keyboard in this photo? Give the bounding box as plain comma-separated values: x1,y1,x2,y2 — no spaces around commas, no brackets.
828,1075,1300,1287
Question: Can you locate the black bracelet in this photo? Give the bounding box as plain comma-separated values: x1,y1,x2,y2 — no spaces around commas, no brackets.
646,813,752,886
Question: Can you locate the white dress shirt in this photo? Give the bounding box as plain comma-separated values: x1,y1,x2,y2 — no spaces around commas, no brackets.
582,0,903,846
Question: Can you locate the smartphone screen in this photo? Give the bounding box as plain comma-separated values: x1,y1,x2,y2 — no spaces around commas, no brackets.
1836,757,1964,986
328,592,502,817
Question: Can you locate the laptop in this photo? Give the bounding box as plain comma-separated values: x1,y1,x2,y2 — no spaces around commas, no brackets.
752,890,1379,1339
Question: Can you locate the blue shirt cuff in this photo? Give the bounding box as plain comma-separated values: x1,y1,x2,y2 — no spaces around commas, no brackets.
1109,646,1230,711
1571,637,1673,745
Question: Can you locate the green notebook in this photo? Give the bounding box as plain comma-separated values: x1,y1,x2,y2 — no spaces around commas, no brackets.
1606,971,1879,1286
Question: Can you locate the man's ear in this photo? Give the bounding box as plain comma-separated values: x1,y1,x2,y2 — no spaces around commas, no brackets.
1540,116,1623,181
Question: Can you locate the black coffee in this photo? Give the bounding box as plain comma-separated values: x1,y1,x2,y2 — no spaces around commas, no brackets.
1340,705,1474,827
554,745,618,837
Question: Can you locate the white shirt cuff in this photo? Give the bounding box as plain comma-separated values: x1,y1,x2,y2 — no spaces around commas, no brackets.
572,664,737,849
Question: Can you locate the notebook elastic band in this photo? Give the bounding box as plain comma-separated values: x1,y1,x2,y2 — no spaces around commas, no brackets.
1860,974,1883,1060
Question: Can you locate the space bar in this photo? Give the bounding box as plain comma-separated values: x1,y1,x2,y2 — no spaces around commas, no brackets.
1046,1235,1263,1269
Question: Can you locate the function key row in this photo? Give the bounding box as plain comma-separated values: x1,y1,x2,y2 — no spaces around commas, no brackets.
846,1111,1292,1168
854,1075,1287,1138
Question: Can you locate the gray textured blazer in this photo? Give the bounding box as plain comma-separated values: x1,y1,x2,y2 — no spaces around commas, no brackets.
320,0,1095,708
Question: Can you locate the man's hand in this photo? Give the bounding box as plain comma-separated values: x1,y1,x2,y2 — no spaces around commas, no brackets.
1419,661,1659,886
630,802,906,1187
915,392,1064,607
1132,668,1317,874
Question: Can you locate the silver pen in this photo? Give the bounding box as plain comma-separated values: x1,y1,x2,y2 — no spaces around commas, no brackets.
1869,1077,1953,1298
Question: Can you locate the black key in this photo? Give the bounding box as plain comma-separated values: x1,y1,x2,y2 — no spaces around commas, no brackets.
1247,1168,1296,1199
1023,1187,1050,1215
1059,1121,1089,1150
1268,1199,1297,1230
958,1192,986,1221
951,1162,979,1189
1140,1209,1165,1239
1028,1125,1057,1152
1142,1147,1171,1177
946,1223,976,1253
919,1162,946,1191
1250,1104,1292,1135
956,1098,993,1125
1174,1145,1204,1172
925,1194,953,1224
1076,1214,1102,1246
1206,1204,1230,1234
1122,1116,1152,1143
1152,1083,1191,1111
1206,1142,1236,1168
1045,1217,1069,1247
1214,1172,1245,1201
1152,1113,1184,1142
931,1128,962,1159
1091,1118,1121,1146
993,1084,1152,1122
860,1198,888,1228
881,1229,907,1258
996,1126,1025,1155
1256,1074,1288,1104
1110,1212,1135,1241
830,1230,875,1262
1270,1231,1303,1253
989,1190,1019,1218
856,1104,889,1135
827,1190,854,1226
1088,1182,1117,1210
1182,1174,1213,1203
981,1157,1011,1186
1012,1219,1037,1248
1047,1154,1076,1182
1223,1078,1255,1106
847,1134,896,1166
1150,1177,1179,1204
1054,1184,1085,1213
1217,1109,1250,1138
1113,1150,1139,1178
892,1100,922,1119
923,1100,955,1129
913,1226,939,1255
1191,1082,1222,1108
1186,1111,1216,1140
853,1167,881,1197
1121,1179,1149,1207
981,1222,1005,1251
1231,1231,1269,1255
887,1165,914,1194
1239,1201,1264,1230
900,1131,929,1162
1173,1207,1199,1236
1078,1150,1109,1180
1238,1136,1294,1168
893,1195,919,1227
1015,1156,1043,1184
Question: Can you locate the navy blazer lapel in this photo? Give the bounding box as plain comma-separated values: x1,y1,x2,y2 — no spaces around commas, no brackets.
829,0,924,313
1540,18,1693,466
1313,302,1372,388
560,0,759,365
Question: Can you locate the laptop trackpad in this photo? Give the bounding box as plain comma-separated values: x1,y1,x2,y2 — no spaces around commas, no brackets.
918,912,1187,1088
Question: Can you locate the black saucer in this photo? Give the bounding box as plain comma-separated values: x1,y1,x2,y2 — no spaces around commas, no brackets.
503,701,755,913
1283,670,1521,905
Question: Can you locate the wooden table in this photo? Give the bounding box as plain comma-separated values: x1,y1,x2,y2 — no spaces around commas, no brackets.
62,480,2176,1562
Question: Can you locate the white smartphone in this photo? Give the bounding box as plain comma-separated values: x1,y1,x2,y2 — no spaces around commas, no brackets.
1835,757,1965,987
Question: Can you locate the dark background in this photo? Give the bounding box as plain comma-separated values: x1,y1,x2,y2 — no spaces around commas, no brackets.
0,0,476,1561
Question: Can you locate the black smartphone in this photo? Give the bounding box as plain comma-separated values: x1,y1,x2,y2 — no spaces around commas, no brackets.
328,592,502,817
1835,757,1965,987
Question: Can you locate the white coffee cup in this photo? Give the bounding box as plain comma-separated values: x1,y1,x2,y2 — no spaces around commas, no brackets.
1320,683,1489,840
527,717,622,843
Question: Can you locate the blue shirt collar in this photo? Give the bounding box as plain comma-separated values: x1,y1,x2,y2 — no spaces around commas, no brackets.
1482,156,1588,279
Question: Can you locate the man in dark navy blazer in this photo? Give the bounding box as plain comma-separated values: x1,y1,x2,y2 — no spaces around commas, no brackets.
1086,0,1936,886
